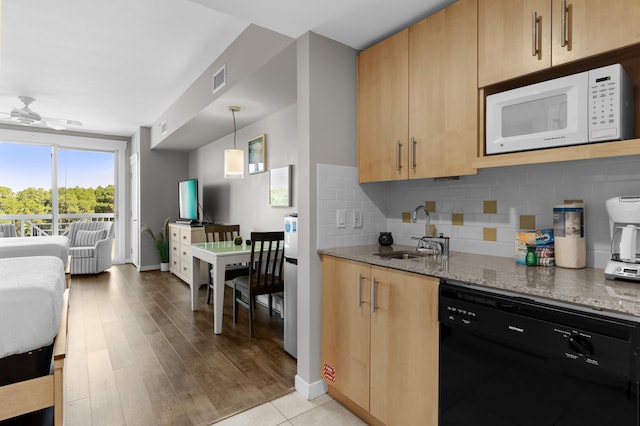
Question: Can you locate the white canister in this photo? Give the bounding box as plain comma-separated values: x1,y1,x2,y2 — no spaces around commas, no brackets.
553,204,586,269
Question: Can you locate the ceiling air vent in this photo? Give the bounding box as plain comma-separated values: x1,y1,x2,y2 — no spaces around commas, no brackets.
213,64,227,94
160,119,168,135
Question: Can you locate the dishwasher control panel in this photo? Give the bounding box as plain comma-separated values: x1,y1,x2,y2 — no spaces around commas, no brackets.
440,282,639,380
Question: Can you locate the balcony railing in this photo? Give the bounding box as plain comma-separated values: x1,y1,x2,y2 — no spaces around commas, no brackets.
0,214,115,237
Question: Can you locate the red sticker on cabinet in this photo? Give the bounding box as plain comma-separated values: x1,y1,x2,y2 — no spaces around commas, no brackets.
322,362,336,384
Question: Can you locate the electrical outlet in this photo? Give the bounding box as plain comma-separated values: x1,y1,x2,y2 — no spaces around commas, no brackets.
336,209,346,228
353,210,363,228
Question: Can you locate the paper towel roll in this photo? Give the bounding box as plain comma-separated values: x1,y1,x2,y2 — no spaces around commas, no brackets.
553,204,586,269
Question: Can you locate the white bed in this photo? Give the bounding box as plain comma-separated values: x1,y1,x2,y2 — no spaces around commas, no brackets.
0,236,70,267
0,256,67,425
0,256,65,358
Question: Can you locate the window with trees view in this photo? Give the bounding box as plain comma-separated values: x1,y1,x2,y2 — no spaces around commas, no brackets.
0,142,115,237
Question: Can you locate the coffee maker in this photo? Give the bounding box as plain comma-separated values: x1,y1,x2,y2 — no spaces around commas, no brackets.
605,196,640,281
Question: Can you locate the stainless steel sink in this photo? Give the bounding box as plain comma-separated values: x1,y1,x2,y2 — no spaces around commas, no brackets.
374,250,428,260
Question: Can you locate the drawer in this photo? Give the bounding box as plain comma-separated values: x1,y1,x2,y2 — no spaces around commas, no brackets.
180,259,192,278
180,228,193,245
170,256,180,272
180,244,191,261
170,242,181,261
169,226,181,243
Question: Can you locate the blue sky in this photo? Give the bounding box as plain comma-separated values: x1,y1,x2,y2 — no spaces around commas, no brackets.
0,142,114,192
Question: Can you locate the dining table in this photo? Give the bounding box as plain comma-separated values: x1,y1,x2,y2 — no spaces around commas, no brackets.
190,241,253,334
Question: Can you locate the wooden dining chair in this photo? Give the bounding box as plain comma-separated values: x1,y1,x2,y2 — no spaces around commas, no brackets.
203,224,249,304
230,231,285,337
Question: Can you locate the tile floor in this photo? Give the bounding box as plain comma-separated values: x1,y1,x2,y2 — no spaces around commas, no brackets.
213,392,366,425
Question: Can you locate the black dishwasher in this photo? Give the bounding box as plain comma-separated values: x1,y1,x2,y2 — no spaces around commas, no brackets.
439,281,640,426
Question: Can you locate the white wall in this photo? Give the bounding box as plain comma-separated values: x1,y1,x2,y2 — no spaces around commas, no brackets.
317,154,640,269
189,103,298,234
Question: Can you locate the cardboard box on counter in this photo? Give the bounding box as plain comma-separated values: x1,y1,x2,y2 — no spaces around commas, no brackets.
515,229,554,265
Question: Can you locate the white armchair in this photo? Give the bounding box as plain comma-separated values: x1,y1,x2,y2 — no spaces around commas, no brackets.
0,224,17,238
68,221,114,274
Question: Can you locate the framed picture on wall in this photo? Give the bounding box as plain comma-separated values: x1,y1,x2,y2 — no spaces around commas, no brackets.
269,165,291,207
248,134,266,174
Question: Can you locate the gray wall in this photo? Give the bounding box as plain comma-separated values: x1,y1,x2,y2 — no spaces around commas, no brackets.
151,25,294,148
137,127,189,267
189,103,298,232
296,32,358,398
186,31,358,399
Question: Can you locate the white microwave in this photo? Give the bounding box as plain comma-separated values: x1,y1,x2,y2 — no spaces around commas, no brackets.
486,64,634,155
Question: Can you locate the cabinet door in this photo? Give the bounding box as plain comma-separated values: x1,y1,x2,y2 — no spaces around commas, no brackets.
169,240,180,273
357,29,409,183
409,0,478,179
478,0,551,87
321,256,371,411
169,224,181,274
552,0,640,65
369,266,439,426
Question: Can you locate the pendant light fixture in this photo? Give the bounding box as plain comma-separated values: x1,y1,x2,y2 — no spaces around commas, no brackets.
224,106,244,179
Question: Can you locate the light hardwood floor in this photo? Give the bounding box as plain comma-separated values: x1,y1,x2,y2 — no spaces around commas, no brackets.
64,264,297,426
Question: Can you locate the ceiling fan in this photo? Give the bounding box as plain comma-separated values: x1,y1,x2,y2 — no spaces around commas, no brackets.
0,96,82,130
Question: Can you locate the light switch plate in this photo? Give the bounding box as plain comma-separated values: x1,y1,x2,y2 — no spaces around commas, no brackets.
353,210,363,228
337,209,346,228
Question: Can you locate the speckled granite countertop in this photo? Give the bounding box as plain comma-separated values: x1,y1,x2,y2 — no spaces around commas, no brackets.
318,244,640,319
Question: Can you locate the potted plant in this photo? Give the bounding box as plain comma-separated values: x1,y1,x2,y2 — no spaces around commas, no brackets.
142,218,171,271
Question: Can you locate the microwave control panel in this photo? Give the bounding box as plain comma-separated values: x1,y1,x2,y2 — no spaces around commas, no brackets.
588,64,634,141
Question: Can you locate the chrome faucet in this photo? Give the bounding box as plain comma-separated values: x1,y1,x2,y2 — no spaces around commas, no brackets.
412,204,431,237
411,235,450,258
411,205,450,258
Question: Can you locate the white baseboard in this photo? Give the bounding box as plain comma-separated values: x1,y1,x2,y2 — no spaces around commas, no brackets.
138,264,160,272
295,375,327,400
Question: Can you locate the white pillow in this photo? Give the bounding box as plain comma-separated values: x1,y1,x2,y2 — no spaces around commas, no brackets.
74,229,106,247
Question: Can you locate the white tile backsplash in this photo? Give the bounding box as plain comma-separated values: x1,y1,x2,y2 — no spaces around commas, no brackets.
317,164,387,249
317,156,640,268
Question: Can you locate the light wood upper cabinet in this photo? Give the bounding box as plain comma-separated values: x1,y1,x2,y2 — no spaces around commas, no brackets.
476,0,640,168
409,0,478,178
478,0,551,87
357,29,409,183
551,0,640,66
321,255,439,426
479,0,640,87
358,0,478,183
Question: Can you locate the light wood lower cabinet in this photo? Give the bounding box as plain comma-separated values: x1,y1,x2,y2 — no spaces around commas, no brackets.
321,255,439,426
168,223,207,285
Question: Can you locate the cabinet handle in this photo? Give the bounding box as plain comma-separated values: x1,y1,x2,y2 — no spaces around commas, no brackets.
395,140,403,172
531,11,539,56
357,273,364,307
560,0,568,47
371,277,377,313
410,137,417,171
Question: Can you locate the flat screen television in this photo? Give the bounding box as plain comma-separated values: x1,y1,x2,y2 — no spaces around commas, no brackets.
178,178,198,223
